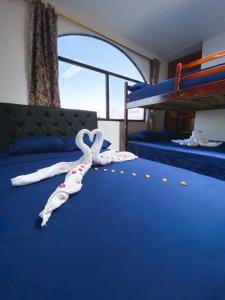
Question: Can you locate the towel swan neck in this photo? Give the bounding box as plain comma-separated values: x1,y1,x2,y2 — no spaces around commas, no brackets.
75,129,93,163
90,129,104,160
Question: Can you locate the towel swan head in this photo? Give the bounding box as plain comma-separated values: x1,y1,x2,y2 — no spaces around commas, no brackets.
75,129,103,157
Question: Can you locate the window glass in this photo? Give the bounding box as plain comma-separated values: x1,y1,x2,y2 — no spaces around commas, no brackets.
58,35,145,120
59,61,106,118
109,76,144,120
58,35,144,81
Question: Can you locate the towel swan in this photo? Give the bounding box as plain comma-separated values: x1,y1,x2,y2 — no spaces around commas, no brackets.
10,130,101,187
172,130,222,147
11,130,136,186
11,129,137,226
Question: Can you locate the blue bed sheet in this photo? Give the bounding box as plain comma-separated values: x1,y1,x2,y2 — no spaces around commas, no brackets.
128,67,225,102
128,140,225,181
1,151,225,300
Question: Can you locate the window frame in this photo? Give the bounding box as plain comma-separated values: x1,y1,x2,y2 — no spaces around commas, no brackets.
58,34,147,122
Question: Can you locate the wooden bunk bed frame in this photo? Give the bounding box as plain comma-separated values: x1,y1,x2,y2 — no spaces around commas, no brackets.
124,50,225,149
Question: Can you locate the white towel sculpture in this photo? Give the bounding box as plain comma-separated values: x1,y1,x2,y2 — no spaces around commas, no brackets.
11,129,137,226
172,130,222,147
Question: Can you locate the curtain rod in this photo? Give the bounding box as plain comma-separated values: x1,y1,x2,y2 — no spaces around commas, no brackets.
22,0,153,62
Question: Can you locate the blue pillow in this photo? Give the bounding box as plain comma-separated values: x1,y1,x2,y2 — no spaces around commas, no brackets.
7,136,65,155
128,130,147,141
0,152,8,159
128,130,177,142
147,130,177,141
63,136,111,152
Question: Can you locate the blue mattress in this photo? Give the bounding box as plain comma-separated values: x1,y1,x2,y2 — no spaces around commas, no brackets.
1,151,225,299
128,140,225,181
128,66,225,102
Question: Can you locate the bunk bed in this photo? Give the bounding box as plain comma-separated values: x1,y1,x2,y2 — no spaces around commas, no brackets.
125,50,225,112
124,50,225,179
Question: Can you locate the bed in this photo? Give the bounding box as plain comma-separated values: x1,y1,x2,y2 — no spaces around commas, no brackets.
128,139,225,181
1,103,225,300
125,50,225,112
124,51,225,150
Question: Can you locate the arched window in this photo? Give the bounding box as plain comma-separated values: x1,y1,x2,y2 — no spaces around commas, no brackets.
58,35,145,120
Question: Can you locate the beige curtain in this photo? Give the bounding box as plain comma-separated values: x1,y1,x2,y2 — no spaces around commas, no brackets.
147,110,157,131
28,0,60,107
147,58,160,130
150,58,160,84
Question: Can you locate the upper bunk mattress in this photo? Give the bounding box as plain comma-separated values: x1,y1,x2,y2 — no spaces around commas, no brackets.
128,65,225,102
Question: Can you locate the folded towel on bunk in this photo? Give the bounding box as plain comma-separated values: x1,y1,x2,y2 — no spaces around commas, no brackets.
172,130,222,147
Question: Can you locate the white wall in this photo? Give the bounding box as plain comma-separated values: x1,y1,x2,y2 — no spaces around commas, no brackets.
194,31,225,141
0,0,167,150
201,31,225,67
98,121,120,150
0,0,29,104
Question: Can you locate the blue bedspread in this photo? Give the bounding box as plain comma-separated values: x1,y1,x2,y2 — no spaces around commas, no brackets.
128,67,225,101
1,151,225,300
128,140,225,181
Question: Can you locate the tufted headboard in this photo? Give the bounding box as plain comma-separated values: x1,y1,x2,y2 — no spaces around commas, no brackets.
0,103,97,151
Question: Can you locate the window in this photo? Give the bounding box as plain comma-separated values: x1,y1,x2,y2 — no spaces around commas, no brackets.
59,61,106,118
58,35,145,120
109,77,144,120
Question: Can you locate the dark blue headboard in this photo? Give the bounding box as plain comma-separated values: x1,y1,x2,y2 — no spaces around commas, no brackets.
0,103,97,151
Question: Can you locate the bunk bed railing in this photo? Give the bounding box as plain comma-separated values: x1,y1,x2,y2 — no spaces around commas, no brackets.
124,82,128,150
175,49,225,92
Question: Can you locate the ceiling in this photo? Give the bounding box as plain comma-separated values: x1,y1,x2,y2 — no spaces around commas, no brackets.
52,0,225,61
